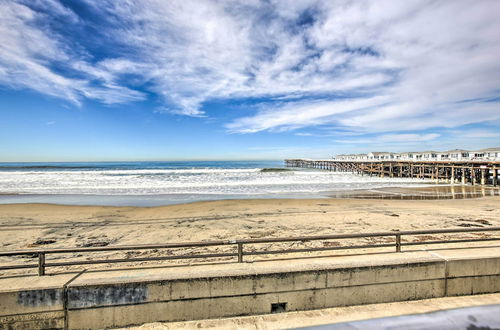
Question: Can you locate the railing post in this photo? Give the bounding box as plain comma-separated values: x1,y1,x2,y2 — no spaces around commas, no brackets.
38,252,45,276
395,234,401,252
237,243,243,263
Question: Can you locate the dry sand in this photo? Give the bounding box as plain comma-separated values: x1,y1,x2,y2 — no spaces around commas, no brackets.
0,187,499,275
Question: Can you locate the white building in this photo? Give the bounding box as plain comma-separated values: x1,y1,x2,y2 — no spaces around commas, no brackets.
470,148,500,160
367,152,394,160
396,152,415,160
419,151,438,160
447,149,469,161
334,147,500,161
437,152,450,160
354,153,368,160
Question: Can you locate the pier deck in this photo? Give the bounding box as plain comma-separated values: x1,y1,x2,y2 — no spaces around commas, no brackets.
285,159,500,186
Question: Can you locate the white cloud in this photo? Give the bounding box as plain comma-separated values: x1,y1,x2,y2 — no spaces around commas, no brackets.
224,0,500,133
76,0,398,116
0,1,145,105
1,0,500,137
226,96,388,133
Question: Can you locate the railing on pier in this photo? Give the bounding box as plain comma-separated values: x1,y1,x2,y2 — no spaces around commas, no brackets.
0,227,498,276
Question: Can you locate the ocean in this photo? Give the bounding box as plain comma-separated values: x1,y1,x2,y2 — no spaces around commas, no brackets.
0,161,431,206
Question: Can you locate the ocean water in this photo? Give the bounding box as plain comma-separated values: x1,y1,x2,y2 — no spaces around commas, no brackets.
0,161,431,206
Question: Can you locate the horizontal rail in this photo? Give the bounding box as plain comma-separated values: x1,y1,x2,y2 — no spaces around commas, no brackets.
244,243,397,256
1,227,498,257
0,241,235,256
235,227,500,244
0,227,498,275
0,263,39,270
45,252,238,267
402,237,500,246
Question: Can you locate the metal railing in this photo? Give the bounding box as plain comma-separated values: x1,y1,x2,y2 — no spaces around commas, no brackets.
0,227,498,276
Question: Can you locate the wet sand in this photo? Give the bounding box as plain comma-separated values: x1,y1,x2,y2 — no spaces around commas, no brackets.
329,184,500,199
0,185,499,276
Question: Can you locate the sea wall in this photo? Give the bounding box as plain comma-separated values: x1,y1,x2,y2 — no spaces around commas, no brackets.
1,248,499,329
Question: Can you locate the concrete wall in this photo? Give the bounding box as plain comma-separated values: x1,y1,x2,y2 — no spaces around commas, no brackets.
67,263,445,328
0,288,65,330
446,257,500,296
1,249,499,329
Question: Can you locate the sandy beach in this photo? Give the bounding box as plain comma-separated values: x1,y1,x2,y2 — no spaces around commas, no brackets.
0,185,499,276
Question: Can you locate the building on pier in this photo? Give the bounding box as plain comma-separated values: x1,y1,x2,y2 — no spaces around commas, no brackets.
395,152,414,160
334,148,500,161
475,147,500,160
367,152,393,160
447,149,469,161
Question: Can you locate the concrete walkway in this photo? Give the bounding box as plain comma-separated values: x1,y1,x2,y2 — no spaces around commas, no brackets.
122,293,500,329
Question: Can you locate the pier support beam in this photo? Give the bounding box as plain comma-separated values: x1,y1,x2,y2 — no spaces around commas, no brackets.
284,159,499,187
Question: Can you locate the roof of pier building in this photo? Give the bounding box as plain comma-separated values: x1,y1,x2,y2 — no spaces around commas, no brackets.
368,152,391,156
414,151,440,155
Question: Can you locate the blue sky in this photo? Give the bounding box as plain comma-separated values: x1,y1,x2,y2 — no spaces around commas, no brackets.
1,0,500,161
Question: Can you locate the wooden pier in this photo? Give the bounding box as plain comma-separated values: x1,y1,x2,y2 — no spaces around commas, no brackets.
285,159,500,186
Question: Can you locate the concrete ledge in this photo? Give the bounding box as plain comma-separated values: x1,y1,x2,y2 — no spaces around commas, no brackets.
67,280,445,329
0,289,63,315
0,311,64,330
0,247,499,329
447,257,500,277
448,275,500,296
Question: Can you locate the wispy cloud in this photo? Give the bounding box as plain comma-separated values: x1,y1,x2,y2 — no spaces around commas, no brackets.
224,1,500,134
1,0,500,139
0,1,145,105
226,96,389,133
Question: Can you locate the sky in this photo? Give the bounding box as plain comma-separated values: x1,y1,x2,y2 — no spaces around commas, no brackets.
1,0,500,161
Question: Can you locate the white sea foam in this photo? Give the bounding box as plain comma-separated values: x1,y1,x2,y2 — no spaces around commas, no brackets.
0,167,430,196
